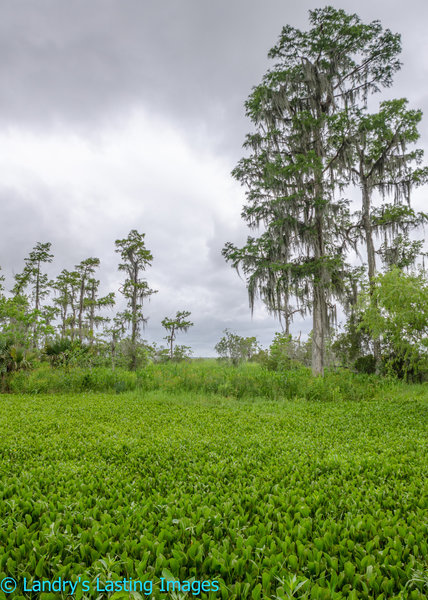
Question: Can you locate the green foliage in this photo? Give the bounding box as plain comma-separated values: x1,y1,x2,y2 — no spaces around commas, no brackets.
6,360,397,403
215,329,260,366
170,344,193,363
112,338,152,370
262,332,308,371
115,230,157,369
43,338,94,368
161,311,194,360
332,313,373,370
354,354,377,375
0,338,35,376
0,389,426,598
378,233,427,271
359,267,428,380
0,294,54,351
0,339,36,393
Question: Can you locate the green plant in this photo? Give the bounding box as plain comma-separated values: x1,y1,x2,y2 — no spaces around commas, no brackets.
0,389,426,598
359,267,428,380
354,354,376,375
215,329,260,366
161,311,193,360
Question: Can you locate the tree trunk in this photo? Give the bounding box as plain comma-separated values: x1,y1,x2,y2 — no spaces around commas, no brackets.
362,178,381,370
130,264,138,371
61,303,67,339
33,263,40,348
312,285,325,376
362,180,377,284
284,309,290,336
78,277,85,342
89,285,95,346
111,338,116,371
312,172,328,377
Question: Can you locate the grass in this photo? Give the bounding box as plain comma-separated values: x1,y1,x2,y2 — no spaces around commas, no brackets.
5,361,405,402
0,389,427,599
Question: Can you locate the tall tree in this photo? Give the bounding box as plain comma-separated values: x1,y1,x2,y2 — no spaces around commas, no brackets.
12,242,54,347
115,230,157,370
75,257,100,342
336,98,427,284
84,278,115,345
52,269,80,340
332,99,428,367
104,313,127,370
223,7,401,375
24,242,54,314
161,310,193,359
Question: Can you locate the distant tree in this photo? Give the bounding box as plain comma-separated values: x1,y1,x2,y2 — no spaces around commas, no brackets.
52,269,80,340
215,329,260,366
84,277,115,345
115,230,157,370
75,257,100,342
161,310,193,360
104,313,127,370
223,7,402,375
12,242,54,347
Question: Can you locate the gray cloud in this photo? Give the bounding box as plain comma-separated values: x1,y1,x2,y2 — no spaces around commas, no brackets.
0,2,426,132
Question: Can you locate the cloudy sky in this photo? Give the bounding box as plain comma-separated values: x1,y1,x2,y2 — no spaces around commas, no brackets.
1,1,427,355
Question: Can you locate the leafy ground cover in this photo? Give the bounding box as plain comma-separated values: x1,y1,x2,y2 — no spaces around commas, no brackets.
0,389,427,599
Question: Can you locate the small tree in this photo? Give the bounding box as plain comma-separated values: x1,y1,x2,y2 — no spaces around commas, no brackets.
115,230,157,370
215,329,260,366
161,310,193,360
263,332,310,371
103,314,127,370
359,267,428,379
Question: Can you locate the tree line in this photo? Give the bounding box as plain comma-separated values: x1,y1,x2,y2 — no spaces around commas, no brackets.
0,230,193,373
2,7,428,381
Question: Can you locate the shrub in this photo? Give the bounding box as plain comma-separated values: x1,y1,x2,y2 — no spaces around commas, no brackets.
359,267,428,380
354,354,376,374
5,361,397,402
215,330,260,365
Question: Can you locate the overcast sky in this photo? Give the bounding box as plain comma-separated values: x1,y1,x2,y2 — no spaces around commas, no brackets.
1,1,427,356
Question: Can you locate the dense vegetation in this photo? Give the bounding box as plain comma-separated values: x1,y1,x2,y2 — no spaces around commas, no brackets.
0,389,426,599
1,7,428,600
2,360,404,402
